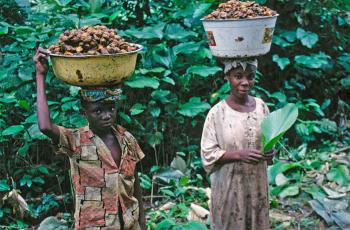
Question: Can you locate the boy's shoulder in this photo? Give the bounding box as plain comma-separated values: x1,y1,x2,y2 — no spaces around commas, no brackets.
114,125,138,142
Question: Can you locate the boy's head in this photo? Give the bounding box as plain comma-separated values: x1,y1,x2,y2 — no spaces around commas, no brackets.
79,87,121,132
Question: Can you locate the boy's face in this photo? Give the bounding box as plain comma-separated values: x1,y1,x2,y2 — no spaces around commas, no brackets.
82,101,117,132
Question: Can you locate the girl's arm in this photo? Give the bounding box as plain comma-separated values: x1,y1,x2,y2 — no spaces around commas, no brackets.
34,47,60,143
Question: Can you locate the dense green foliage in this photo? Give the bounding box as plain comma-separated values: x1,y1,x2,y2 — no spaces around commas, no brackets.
1,0,350,228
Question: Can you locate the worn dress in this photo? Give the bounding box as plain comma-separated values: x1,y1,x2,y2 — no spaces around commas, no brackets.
54,125,144,230
201,97,270,230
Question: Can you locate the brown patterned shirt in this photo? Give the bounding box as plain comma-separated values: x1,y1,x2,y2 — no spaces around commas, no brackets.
55,125,144,230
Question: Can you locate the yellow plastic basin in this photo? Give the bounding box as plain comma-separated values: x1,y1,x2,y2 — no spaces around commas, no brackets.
49,44,143,86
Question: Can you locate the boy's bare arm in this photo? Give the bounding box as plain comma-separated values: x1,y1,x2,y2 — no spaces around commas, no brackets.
134,172,146,230
34,47,60,143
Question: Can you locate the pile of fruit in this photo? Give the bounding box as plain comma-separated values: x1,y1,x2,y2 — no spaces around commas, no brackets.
49,25,138,55
203,0,277,20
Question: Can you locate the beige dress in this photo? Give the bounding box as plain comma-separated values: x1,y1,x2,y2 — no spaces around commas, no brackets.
201,97,270,230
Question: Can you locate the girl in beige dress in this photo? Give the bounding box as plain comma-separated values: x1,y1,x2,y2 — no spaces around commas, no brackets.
201,59,275,230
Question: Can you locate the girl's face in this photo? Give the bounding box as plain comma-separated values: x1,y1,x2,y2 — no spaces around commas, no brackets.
82,101,117,133
226,67,256,98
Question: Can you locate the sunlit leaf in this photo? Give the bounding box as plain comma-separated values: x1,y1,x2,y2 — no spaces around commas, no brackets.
2,125,25,136
178,97,211,117
125,76,159,89
173,42,200,55
0,180,10,192
130,103,146,116
326,165,349,187
170,156,187,174
187,65,221,78
296,28,319,48
272,55,290,70
262,103,299,152
165,24,197,40
279,185,299,198
295,53,330,69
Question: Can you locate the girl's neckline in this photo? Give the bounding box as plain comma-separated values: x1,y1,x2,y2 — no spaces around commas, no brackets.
224,96,257,114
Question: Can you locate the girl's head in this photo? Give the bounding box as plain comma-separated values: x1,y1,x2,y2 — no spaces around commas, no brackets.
81,100,117,132
79,87,121,132
223,59,258,98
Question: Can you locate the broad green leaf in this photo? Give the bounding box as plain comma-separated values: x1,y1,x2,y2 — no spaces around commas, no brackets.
139,174,152,189
272,55,290,70
340,75,350,88
173,42,200,55
14,26,35,34
154,168,184,183
155,219,175,230
261,103,299,152
275,173,289,186
193,3,212,18
332,211,350,229
178,97,211,117
130,103,146,116
0,180,10,192
38,166,49,175
268,161,302,185
118,112,131,124
125,77,159,89
108,11,120,23
0,26,8,35
124,23,165,39
139,67,165,74
187,65,222,78
152,53,172,68
151,90,171,103
280,31,297,43
273,35,293,48
54,0,73,6
270,92,287,104
304,185,327,201
80,18,101,26
326,165,350,187
2,125,25,136
337,54,350,72
322,186,346,199
162,77,175,85
170,156,187,174
295,53,330,69
308,200,333,224
28,124,46,140
173,221,208,230
147,131,163,147
165,24,197,40
296,28,319,48
18,143,30,156
279,185,299,198
160,188,175,197
150,107,161,117
17,99,30,110
33,177,45,184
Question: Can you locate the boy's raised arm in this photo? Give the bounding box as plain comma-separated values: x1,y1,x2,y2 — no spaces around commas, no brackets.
34,47,60,143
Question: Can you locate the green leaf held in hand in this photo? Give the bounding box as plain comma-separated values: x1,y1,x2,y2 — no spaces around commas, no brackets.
261,103,298,152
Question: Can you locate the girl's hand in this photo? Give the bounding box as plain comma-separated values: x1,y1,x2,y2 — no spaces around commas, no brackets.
228,149,265,164
264,149,276,165
33,47,49,75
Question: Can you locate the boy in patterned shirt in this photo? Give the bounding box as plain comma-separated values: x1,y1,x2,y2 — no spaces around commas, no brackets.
34,48,146,230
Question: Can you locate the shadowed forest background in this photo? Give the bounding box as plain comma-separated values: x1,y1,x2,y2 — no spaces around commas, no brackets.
0,0,350,229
